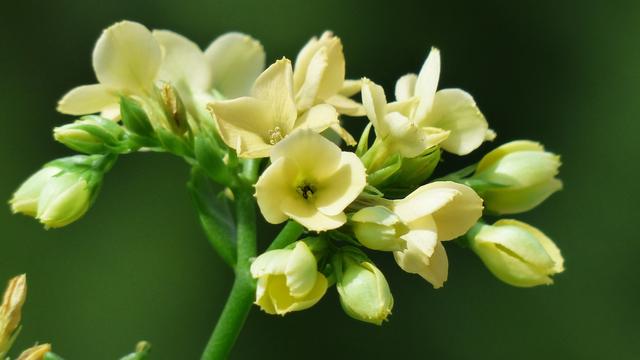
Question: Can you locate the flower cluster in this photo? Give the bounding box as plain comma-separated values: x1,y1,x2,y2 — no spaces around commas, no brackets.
11,20,564,327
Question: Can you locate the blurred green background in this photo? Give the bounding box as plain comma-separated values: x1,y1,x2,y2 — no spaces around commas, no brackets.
1,0,638,359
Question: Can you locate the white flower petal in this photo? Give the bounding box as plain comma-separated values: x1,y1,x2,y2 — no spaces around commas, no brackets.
361,78,389,138
252,58,297,132
92,21,161,93
314,152,366,216
57,84,117,115
153,30,210,92
395,73,417,101
255,157,299,224
285,242,318,297
270,129,342,180
294,104,339,133
413,47,440,122
205,32,265,98
325,95,365,117
424,89,489,155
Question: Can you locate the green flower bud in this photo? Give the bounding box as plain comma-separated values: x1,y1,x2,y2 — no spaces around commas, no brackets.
0,275,27,358
120,96,154,138
36,171,91,229
468,220,564,287
337,259,393,325
471,140,562,214
351,206,406,251
53,116,127,154
10,167,61,216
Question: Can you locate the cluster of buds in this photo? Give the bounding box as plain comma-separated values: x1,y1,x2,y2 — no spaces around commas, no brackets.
11,20,565,327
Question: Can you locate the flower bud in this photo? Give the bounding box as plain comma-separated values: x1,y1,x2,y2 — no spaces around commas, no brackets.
10,167,61,217
351,206,406,251
250,241,328,315
120,96,154,137
471,140,562,214
468,220,564,287
53,116,127,154
0,274,27,358
36,171,91,229
337,259,393,325
160,83,189,134
16,344,51,360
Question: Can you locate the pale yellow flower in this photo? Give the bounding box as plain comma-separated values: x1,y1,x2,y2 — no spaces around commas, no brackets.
293,31,365,117
472,140,562,214
393,47,494,155
209,59,340,158
0,275,27,358
255,129,366,231
392,181,483,288
250,241,327,315
57,21,162,116
469,219,564,287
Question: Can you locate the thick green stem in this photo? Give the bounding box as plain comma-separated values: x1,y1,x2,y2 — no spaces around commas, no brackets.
201,187,256,360
267,221,305,251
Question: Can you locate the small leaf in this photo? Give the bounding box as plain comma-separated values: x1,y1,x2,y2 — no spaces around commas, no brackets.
120,96,154,137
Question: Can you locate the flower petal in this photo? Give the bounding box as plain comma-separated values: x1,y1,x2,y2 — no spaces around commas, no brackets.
295,104,339,133
476,140,544,172
57,84,118,115
285,242,318,297
295,46,328,111
270,273,328,315
250,250,291,278
495,219,564,273
92,21,161,93
361,78,389,138
252,58,297,132
270,129,342,180
340,79,362,97
281,196,346,231
416,241,449,288
153,30,210,92
483,178,563,215
385,112,449,158
413,47,440,122
423,89,489,155
395,73,417,101
314,152,366,216
208,97,274,158
325,95,366,117
293,32,344,100
255,157,299,223
205,32,265,98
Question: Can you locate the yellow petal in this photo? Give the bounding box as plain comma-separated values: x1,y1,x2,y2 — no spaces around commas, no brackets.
361,78,389,137
208,97,274,158
293,32,345,100
270,129,342,180
153,30,210,92
385,112,449,158
394,73,417,101
56,84,118,115
205,32,266,98
424,89,489,155
295,46,328,111
285,242,318,297
476,140,544,172
281,196,346,231
413,47,440,122
294,104,339,133
416,241,449,288
250,249,291,277
314,152,366,216
325,95,366,117
340,79,362,97
255,157,299,224
329,123,357,146
270,273,328,315
92,21,161,93
252,58,297,132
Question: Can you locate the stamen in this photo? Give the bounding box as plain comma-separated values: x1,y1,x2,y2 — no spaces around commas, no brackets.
296,183,316,200
268,126,284,145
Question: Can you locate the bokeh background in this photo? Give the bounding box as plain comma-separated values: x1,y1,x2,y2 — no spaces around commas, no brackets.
1,0,638,359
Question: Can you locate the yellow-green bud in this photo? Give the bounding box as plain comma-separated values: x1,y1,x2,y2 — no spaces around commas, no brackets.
53,116,126,154
16,344,51,360
36,172,91,228
351,206,407,251
10,167,61,217
0,274,27,358
337,260,393,325
471,140,562,214
469,220,564,287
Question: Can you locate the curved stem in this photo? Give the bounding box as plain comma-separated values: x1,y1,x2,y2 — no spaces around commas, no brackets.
267,221,305,251
201,187,256,360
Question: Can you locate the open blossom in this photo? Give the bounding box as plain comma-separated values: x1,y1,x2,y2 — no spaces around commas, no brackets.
471,140,562,214
250,241,328,315
392,182,483,288
57,21,162,116
362,48,494,158
209,59,340,158
255,129,366,231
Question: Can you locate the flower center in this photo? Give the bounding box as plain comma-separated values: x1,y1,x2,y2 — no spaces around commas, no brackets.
296,182,316,200
268,127,284,145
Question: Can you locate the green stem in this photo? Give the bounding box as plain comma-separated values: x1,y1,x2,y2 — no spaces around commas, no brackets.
267,221,305,251
201,187,257,360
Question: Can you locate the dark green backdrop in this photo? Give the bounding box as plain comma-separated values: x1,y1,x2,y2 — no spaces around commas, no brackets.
1,1,638,359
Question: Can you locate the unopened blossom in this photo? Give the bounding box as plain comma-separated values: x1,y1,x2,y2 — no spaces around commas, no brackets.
255,129,367,231
250,241,328,315
0,275,27,358
469,219,564,287
392,181,483,288
471,140,562,214
337,260,393,325
393,48,495,155
57,21,161,116
209,59,340,158
16,344,51,360
351,206,407,251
